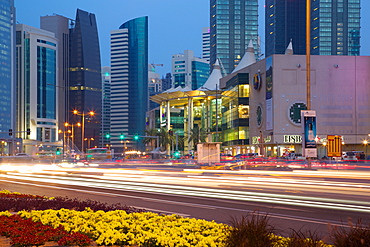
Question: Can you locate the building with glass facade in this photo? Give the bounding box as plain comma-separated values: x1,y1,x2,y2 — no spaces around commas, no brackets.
265,0,361,57
69,9,102,152
16,24,58,154
40,14,70,137
311,0,360,56
110,16,148,152
101,66,111,148
210,0,259,75
172,50,209,90
0,0,15,141
265,0,307,57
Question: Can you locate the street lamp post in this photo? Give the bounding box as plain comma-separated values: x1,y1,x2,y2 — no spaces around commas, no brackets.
73,110,95,153
363,140,368,159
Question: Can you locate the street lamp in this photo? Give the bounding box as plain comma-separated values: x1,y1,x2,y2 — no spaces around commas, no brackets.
73,110,95,152
84,137,94,149
363,140,368,159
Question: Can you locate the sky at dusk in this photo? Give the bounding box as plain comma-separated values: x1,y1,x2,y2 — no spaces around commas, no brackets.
15,0,370,77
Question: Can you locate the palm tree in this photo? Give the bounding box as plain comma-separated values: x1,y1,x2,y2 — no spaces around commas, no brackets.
158,127,174,151
144,128,159,150
186,126,207,151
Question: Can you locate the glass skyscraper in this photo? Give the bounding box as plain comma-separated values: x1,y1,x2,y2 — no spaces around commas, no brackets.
69,9,102,152
110,16,148,152
16,24,58,144
265,0,307,57
210,0,259,75
0,0,15,139
265,0,361,57
311,0,360,56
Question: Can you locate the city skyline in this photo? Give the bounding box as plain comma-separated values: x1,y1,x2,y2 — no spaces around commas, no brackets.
15,0,370,77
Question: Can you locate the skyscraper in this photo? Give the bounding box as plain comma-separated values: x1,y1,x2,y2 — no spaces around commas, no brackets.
210,0,259,75
265,0,361,57
69,9,102,152
40,14,70,134
265,0,306,57
16,24,58,150
110,16,148,152
101,67,111,148
0,0,15,139
202,27,210,62
311,0,360,56
172,50,209,90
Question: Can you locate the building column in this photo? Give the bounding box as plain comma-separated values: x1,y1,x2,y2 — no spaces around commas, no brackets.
188,97,194,150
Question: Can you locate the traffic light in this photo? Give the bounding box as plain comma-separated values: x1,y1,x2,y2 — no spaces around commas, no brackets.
105,133,110,139
169,130,173,136
26,128,31,135
8,129,12,136
56,148,61,155
134,134,139,141
119,133,125,140
174,151,181,158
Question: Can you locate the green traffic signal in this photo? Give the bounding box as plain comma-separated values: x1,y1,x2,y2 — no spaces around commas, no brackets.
134,134,139,141
56,148,61,155
119,133,125,140
105,133,110,139
174,151,181,158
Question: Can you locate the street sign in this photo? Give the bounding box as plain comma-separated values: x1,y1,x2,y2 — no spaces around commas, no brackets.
327,135,342,157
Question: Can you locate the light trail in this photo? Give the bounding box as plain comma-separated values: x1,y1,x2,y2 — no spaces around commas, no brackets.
1,172,370,214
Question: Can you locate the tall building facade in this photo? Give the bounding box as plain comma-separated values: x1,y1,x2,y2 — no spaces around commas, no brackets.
148,64,162,111
202,27,210,62
110,16,148,152
210,0,259,75
101,67,111,148
265,0,306,57
40,14,70,135
0,0,15,140
172,50,209,90
311,0,360,56
69,9,102,152
265,0,361,57
16,24,58,151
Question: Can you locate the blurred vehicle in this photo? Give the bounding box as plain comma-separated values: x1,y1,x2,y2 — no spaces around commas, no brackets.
234,153,259,160
285,153,306,160
86,148,112,161
220,153,234,161
342,151,358,161
353,151,365,160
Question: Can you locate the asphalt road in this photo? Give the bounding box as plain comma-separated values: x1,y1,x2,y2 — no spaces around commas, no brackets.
0,162,369,239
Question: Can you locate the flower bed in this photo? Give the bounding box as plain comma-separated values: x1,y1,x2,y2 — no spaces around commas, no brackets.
0,190,347,247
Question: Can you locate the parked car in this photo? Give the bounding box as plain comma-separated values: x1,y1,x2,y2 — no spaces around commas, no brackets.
342,151,357,161
234,153,259,160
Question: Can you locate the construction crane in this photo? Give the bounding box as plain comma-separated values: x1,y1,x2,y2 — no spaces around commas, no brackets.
150,63,164,68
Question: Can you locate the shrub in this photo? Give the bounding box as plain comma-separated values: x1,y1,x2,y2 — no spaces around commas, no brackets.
286,229,330,247
329,218,370,247
224,212,275,247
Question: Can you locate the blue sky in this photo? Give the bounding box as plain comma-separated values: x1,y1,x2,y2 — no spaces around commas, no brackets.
15,0,369,77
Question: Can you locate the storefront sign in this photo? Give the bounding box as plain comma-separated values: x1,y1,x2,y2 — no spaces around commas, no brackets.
283,135,302,144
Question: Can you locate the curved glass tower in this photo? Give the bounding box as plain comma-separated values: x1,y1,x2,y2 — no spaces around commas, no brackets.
110,16,148,151
69,9,102,151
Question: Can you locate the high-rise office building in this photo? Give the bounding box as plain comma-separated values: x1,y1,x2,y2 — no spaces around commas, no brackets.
0,0,15,140
311,0,360,56
265,0,361,57
161,73,172,92
265,0,306,57
69,9,102,152
172,50,209,90
15,24,58,151
110,16,148,152
148,64,162,111
101,67,111,148
210,0,259,75
202,27,210,62
40,14,70,134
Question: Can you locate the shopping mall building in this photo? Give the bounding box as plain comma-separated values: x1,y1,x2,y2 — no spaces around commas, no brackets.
150,43,370,158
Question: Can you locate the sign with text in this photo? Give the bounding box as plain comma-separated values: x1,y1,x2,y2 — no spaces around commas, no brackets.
283,135,302,144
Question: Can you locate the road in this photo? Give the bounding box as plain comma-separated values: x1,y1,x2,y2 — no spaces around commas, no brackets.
0,161,369,238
